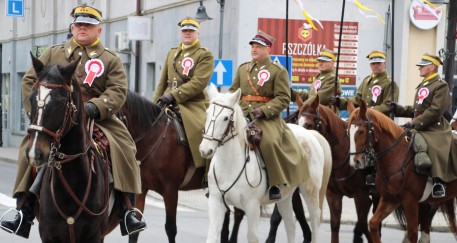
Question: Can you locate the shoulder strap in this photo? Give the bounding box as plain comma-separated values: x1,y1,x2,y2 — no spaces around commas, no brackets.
172,50,191,83
245,63,260,96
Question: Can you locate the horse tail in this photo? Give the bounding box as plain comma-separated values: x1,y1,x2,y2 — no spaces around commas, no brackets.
393,206,407,231
441,198,457,236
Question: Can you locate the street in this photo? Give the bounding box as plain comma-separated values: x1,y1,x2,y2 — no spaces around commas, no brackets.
0,160,455,242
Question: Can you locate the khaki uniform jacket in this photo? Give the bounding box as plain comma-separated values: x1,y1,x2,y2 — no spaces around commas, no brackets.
395,74,457,181
292,69,341,112
14,38,141,196
153,40,214,168
229,57,308,187
339,70,399,116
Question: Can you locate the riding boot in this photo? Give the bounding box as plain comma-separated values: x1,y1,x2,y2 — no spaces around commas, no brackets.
118,192,147,236
432,178,445,198
0,193,36,239
269,185,281,200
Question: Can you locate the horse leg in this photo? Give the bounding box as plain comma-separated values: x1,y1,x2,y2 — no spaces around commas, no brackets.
207,197,230,243
221,210,230,243
129,190,148,243
353,194,373,243
291,189,312,243
265,205,281,243
368,197,397,243
228,208,245,243
418,203,437,243
300,185,321,243
326,190,343,243
244,202,262,243
402,200,419,243
276,198,296,243
163,190,179,243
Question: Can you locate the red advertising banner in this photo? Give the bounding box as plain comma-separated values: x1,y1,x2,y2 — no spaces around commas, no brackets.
258,18,359,86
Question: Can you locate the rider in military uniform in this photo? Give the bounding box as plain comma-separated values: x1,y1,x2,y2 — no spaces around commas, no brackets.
153,17,214,170
0,4,146,238
390,53,455,198
229,30,308,200
331,50,399,188
291,48,342,112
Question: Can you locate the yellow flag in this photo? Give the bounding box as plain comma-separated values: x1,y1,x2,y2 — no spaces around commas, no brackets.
294,0,324,31
353,0,385,25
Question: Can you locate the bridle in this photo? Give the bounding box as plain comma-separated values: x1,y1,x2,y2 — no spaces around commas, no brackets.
349,113,377,169
28,81,78,160
202,102,238,146
300,108,323,133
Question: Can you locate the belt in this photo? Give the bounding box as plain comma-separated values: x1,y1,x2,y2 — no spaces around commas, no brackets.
241,95,272,102
167,80,184,89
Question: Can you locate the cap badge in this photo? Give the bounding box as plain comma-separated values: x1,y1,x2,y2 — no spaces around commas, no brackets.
371,85,382,103
84,59,104,87
182,57,194,76
417,87,429,104
314,79,322,91
257,70,270,86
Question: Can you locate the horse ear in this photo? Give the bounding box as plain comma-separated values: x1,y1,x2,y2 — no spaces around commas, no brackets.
233,88,242,102
205,83,219,101
347,100,355,114
30,52,44,75
296,94,303,109
62,57,80,84
360,100,367,115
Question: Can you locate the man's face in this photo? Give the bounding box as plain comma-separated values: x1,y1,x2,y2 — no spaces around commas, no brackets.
181,29,199,45
71,23,102,46
419,64,436,78
318,60,334,72
250,43,270,62
369,62,386,75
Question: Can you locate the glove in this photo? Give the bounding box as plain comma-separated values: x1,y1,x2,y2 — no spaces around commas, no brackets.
330,96,340,106
158,93,175,106
252,108,265,119
403,121,414,129
85,102,100,119
389,102,397,113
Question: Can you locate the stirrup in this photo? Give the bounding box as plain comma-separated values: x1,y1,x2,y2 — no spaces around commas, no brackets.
122,208,146,235
0,208,29,234
432,184,446,198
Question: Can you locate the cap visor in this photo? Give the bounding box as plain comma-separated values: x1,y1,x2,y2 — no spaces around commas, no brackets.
249,39,268,47
181,25,198,31
317,56,333,62
416,60,433,66
369,57,386,63
73,16,99,25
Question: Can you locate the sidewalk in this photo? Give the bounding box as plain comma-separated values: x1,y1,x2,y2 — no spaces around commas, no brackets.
0,146,450,232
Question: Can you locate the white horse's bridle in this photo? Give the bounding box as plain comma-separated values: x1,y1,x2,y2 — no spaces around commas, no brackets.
202,102,238,146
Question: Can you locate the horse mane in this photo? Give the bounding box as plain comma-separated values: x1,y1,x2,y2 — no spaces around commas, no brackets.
317,104,347,144
350,107,404,138
122,91,162,130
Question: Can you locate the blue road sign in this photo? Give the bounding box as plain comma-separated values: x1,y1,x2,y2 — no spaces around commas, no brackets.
6,0,24,17
270,55,292,81
210,59,233,87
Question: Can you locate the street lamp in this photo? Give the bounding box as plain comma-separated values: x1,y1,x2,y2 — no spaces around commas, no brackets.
195,1,213,21
195,0,225,60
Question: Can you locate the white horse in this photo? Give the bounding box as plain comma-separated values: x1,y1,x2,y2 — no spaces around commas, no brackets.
200,84,332,243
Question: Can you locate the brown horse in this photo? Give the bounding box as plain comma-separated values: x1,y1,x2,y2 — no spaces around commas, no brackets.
118,91,244,243
347,100,457,242
296,95,375,243
24,55,118,242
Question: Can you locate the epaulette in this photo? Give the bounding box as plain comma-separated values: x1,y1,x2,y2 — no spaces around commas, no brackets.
272,61,285,70
238,61,250,68
104,48,118,56
199,46,209,51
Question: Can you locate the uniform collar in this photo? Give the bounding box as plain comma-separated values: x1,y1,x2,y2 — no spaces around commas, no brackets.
175,40,201,58
250,57,272,71
369,70,388,83
421,73,439,86
64,37,105,60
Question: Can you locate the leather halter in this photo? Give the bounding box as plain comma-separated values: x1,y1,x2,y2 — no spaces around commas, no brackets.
202,102,238,146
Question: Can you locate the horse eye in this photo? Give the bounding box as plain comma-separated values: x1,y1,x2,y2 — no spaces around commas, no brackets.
224,116,229,121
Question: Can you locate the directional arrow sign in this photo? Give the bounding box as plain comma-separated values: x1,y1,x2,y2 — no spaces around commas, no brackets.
6,0,24,17
270,55,292,82
210,59,233,87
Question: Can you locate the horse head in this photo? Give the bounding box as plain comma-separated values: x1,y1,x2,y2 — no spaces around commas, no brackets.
200,87,243,159
26,53,81,166
297,94,323,131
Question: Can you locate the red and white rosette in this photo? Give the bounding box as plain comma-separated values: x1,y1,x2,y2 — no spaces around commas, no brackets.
257,70,270,86
371,85,382,103
182,57,194,76
417,87,429,104
314,79,322,91
84,59,104,87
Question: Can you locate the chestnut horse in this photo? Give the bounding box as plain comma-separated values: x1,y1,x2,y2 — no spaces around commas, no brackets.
348,100,457,242
296,95,376,243
118,91,244,243
23,55,118,242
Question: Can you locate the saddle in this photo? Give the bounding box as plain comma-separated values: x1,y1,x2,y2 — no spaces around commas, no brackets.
165,105,189,146
90,122,113,184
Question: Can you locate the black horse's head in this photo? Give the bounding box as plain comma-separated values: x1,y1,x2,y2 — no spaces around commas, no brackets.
26,53,81,166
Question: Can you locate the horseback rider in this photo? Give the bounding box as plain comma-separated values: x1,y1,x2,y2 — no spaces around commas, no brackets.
330,50,399,187
153,17,214,174
291,48,342,112
0,4,146,238
389,53,453,198
229,30,309,200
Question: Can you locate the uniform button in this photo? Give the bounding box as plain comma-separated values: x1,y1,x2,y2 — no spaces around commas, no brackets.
173,77,176,80
438,122,441,125
366,96,369,99
78,52,83,56
253,77,256,80
248,104,252,107
268,106,271,109
108,107,112,111
103,99,108,103
255,68,258,71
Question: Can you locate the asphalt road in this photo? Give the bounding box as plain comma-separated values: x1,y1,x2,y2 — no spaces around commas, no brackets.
0,160,455,242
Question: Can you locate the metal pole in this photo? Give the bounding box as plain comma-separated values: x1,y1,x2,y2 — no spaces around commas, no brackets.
390,0,395,120
335,0,346,94
286,0,290,116
445,0,457,113
218,0,225,59
134,0,142,93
